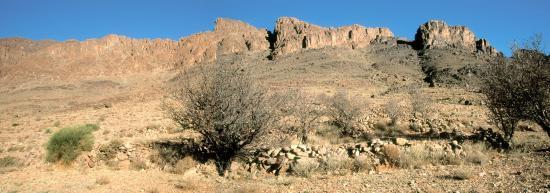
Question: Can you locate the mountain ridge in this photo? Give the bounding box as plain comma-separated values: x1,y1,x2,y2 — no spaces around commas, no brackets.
0,17,499,81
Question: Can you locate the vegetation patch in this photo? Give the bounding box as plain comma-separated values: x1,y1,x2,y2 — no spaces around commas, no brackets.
46,124,99,164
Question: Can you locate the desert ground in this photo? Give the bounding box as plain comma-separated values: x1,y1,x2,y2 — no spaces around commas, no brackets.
0,18,549,193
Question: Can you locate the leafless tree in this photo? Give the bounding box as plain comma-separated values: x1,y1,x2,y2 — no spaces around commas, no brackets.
165,64,284,175
480,34,549,140
286,91,323,143
322,91,367,138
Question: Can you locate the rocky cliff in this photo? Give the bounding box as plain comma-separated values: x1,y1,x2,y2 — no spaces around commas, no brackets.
271,17,394,58
0,17,499,81
414,20,498,55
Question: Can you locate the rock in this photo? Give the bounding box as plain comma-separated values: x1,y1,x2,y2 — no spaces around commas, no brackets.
0,18,270,80
285,153,296,160
476,39,498,55
394,138,409,146
270,148,281,157
297,144,308,151
414,20,499,55
116,153,128,161
317,147,327,155
282,147,291,153
271,17,393,58
265,157,277,165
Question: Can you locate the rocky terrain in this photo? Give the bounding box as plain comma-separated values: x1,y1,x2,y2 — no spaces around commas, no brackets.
0,17,548,193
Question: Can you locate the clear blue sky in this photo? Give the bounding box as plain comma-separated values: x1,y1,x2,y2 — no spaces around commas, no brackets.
1,0,548,55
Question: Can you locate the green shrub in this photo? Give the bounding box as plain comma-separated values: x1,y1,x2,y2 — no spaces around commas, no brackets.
46,124,98,163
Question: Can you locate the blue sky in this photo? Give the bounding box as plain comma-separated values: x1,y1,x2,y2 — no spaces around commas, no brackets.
0,0,548,55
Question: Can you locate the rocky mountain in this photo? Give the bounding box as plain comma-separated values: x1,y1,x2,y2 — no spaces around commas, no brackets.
0,17,500,82
415,20,498,55
271,17,394,58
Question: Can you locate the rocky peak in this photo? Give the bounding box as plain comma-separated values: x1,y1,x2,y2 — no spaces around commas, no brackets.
415,20,476,50
214,18,262,33
414,20,499,55
271,17,394,58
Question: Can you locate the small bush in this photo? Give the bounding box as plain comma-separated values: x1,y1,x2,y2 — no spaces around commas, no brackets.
450,167,474,180
130,158,149,170
397,144,463,169
322,91,367,138
172,156,197,174
384,99,405,126
0,156,21,168
352,156,374,172
291,159,319,178
46,124,98,163
382,144,400,165
462,143,489,165
98,139,124,161
320,156,353,175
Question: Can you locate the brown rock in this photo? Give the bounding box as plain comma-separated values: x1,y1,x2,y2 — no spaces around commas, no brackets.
271,17,393,58
415,20,476,50
414,20,499,55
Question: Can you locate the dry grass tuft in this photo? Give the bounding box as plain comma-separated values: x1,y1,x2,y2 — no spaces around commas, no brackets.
95,176,110,185
292,158,320,178
462,142,489,165
449,167,474,180
231,183,266,193
382,144,400,165
172,156,197,174
320,155,353,175
130,158,149,170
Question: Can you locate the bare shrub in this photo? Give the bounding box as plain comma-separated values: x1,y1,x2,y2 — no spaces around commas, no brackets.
480,34,549,140
462,143,489,165
130,158,149,170
291,159,320,178
320,156,353,175
352,156,374,172
408,85,432,119
382,144,400,165
165,64,285,176
286,91,323,143
449,167,474,180
397,144,464,169
97,139,123,161
384,99,406,126
322,91,367,138
172,156,197,174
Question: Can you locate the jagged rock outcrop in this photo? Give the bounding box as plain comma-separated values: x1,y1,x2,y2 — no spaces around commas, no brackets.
0,18,270,80
475,38,498,55
1,17,501,81
174,18,270,66
271,17,394,58
414,20,498,55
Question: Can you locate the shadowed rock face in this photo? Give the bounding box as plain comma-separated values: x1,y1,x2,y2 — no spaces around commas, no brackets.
0,17,499,81
271,17,394,58
414,20,498,55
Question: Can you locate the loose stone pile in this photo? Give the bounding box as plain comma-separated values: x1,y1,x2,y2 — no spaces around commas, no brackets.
248,137,415,176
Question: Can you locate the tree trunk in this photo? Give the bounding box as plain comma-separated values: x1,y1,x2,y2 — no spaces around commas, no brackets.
539,121,550,138
215,153,233,176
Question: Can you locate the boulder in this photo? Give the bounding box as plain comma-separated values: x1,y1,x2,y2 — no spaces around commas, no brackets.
394,138,409,146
